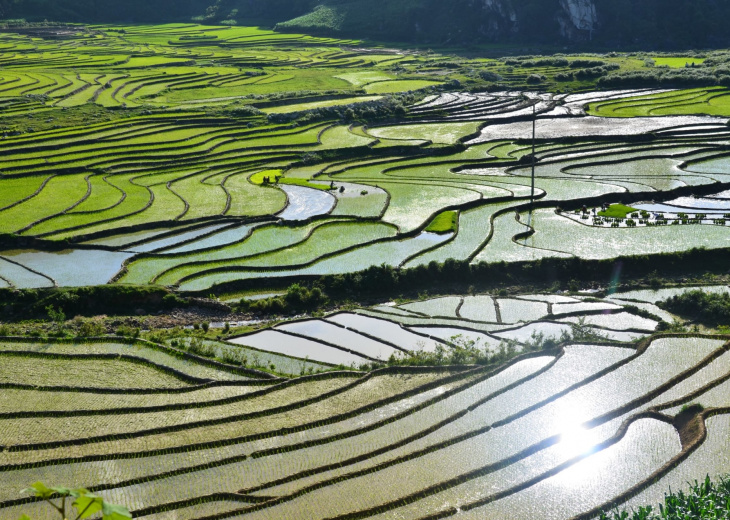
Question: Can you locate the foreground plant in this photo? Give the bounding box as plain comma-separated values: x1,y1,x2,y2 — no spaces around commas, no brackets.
599,475,730,520
19,482,131,520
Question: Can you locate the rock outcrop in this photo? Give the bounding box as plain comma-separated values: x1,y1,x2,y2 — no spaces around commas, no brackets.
477,0,598,42
479,0,519,40
557,0,598,40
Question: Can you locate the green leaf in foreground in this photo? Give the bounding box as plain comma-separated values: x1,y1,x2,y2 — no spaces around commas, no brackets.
21,482,66,500
599,475,730,520
101,502,133,520
20,482,131,520
73,493,104,519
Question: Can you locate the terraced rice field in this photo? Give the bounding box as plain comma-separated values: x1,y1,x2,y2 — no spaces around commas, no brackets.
2,23,730,520
1,290,728,519
1,26,730,290
229,289,668,364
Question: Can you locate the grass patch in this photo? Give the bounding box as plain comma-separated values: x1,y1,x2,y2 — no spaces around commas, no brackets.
425,210,458,234
651,57,706,68
597,204,639,219
250,170,333,191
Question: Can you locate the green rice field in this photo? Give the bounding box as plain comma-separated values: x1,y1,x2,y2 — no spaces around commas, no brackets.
2,27,730,292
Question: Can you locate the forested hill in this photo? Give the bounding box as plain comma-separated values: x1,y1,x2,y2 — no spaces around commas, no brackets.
4,0,730,49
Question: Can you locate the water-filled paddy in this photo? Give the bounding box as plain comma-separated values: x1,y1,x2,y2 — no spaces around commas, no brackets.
326,313,444,353
558,312,658,331
0,256,54,288
1,249,134,286
276,320,402,360
219,292,679,364
0,305,727,518
469,115,727,142
229,329,370,365
458,419,681,520
401,297,462,318
459,295,499,322
277,184,337,221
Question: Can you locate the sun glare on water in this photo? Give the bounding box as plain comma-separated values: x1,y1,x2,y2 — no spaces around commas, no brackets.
559,423,596,459
546,422,607,489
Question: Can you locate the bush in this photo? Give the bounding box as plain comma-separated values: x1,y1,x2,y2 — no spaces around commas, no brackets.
574,64,620,79
46,305,66,324
75,317,106,337
522,57,570,67
238,283,328,314
115,325,140,338
387,335,517,367
658,290,730,326
598,66,720,88
301,152,322,165
388,318,601,368
479,70,503,82
0,286,187,319
570,59,608,68
226,104,263,117
267,92,419,126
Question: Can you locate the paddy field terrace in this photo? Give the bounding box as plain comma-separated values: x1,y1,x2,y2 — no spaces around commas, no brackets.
0,22,729,520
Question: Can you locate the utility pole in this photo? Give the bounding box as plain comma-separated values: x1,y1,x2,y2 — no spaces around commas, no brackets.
530,102,536,208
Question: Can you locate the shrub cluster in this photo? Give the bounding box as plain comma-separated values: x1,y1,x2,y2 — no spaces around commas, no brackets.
555,63,620,81
599,62,730,87
237,283,328,314
388,318,606,368
569,59,608,68
574,64,621,79
223,105,263,118
479,70,504,82
307,248,730,306
387,336,519,367
267,93,418,125
0,286,188,319
519,57,570,68
658,290,730,327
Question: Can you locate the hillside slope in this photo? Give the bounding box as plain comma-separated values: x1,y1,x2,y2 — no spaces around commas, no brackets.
271,0,730,47
4,0,730,49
